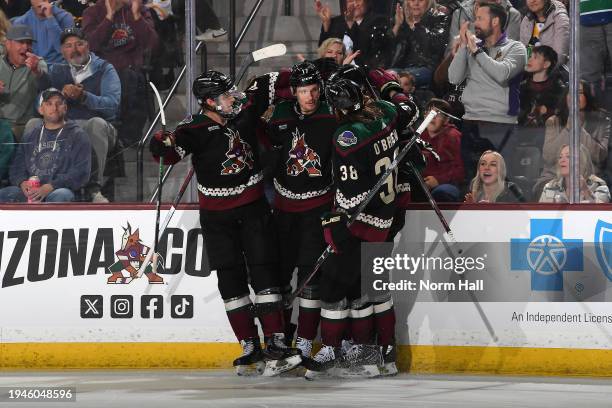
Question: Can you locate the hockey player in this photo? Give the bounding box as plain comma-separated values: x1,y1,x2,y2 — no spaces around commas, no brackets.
263,61,338,358
304,77,405,379
323,65,421,377
150,70,301,376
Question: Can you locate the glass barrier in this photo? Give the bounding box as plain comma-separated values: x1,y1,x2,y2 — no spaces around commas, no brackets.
0,0,609,205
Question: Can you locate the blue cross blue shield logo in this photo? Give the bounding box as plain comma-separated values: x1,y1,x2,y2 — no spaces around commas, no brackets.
510,219,583,291
594,219,612,281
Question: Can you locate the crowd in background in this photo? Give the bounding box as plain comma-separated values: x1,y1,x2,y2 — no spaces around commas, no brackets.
0,0,609,204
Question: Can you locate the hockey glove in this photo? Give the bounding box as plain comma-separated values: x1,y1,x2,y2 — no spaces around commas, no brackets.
149,130,175,157
321,211,353,254
399,138,428,175
391,92,419,133
367,68,403,101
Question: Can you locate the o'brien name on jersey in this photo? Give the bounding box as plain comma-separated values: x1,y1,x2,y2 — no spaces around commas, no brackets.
372,130,399,156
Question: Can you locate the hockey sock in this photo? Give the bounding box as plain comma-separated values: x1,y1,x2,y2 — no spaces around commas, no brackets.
255,292,284,337
320,307,349,347
349,304,375,345
374,299,396,346
224,295,258,341
296,297,321,340
283,306,295,340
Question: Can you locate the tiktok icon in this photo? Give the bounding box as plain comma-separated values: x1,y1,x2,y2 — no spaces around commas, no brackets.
171,295,194,319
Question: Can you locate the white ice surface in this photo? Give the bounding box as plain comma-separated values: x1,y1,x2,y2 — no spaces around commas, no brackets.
1,370,611,408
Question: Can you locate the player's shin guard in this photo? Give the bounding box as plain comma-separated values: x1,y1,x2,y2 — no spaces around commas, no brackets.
349,298,374,345
255,289,284,336
373,298,398,376
224,295,259,342
295,285,320,357
320,299,349,347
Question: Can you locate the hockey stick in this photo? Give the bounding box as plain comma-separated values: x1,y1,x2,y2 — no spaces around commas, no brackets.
146,82,166,279
406,162,463,258
251,109,440,316
234,43,287,85
137,167,194,279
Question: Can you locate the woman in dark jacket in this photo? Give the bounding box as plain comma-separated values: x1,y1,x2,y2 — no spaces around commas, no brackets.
464,150,526,203
390,0,450,88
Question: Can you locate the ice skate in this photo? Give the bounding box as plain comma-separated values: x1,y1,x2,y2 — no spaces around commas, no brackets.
379,344,398,376
261,333,302,376
335,344,382,378
303,345,341,380
295,336,313,358
233,338,265,376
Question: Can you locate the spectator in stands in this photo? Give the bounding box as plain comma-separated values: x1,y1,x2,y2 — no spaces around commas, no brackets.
448,2,527,182
519,45,565,128
35,27,120,203
82,0,158,146
316,37,361,66
464,150,526,202
390,0,449,88
1,0,30,19
146,0,181,90
0,8,11,52
0,25,46,140
420,98,464,202
0,88,91,202
539,144,610,203
534,82,609,196
0,119,14,182
12,0,74,66
315,0,389,67
171,0,227,41
61,0,94,19
447,0,521,55
398,71,416,95
520,0,569,66
580,0,612,108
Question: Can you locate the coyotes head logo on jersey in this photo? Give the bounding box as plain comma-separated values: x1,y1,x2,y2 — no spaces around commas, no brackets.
107,223,164,285
221,128,254,175
287,128,322,177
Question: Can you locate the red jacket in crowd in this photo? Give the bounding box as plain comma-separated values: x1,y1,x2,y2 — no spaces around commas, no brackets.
421,124,465,186
82,1,158,71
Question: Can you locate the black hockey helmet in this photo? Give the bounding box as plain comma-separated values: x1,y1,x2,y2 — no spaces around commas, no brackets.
327,64,368,88
193,70,245,118
325,78,363,113
311,57,340,81
192,70,234,103
289,61,322,89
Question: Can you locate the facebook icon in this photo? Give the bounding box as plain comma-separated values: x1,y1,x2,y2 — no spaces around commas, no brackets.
141,295,164,318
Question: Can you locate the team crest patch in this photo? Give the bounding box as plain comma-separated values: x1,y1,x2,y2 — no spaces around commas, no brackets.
337,130,357,147
221,128,254,175
106,223,164,285
287,128,322,177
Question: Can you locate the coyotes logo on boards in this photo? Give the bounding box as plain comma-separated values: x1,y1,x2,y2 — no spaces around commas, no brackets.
107,223,164,285
287,128,322,177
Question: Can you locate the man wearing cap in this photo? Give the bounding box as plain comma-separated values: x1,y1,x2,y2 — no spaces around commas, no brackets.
0,88,91,203
12,0,74,66
0,24,46,140
82,0,158,145
36,26,120,202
